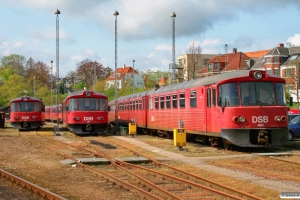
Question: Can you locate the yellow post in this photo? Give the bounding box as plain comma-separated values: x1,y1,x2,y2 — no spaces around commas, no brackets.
128,123,137,138
173,128,186,151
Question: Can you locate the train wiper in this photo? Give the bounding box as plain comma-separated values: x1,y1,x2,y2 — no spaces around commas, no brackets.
260,93,273,108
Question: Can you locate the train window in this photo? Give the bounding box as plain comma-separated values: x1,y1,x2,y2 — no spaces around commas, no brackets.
149,97,153,110
190,91,197,108
212,88,216,106
100,98,106,111
240,82,275,106
132,100,135,110
136,100,138,110
10,103,17,112
33,102,41,111
155,97,159,109
218,83,238,106
160,96,165,109
276,83,285,105
172,94,178,108
180,93,185,108
130,101,133,110
139,100,142,110
69,98,77,111
166,95,171,109
207,89,211,107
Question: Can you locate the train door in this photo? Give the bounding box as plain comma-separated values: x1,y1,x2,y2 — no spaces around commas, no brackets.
206,86,219,134
197,87,206,132
205,86,212,132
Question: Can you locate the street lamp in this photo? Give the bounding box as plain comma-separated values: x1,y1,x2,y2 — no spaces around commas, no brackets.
50,60,53,106
132,59,135,93
54,8,60,132
33,76,36,97
113,10,119,133
171,12,176,85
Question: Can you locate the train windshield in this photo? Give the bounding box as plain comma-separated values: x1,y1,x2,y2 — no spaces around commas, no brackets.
240,82,276,106
11,102,41,112
70,98,106,111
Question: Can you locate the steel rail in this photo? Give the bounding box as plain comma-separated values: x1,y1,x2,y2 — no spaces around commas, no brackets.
0,168,66,200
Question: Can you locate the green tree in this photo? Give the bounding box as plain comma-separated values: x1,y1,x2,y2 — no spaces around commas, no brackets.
1,54,26,76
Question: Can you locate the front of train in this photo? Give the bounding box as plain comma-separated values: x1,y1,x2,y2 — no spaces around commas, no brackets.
10,96,45,130
64,90,108,135
218,70,288,148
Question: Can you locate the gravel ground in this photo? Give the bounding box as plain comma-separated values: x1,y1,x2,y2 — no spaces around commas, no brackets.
114,135,300,193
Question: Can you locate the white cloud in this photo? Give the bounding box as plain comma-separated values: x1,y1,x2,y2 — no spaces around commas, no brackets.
287,34,300,46
13,41,23,48
155,44,172,51
201,38,221,47
71,55,82,61
148,53,155,58
1,41,9,46
83,49,95,57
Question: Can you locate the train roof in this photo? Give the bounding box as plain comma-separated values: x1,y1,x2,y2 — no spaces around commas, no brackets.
108,70,285,104
66,90,107,98
10,96,45,103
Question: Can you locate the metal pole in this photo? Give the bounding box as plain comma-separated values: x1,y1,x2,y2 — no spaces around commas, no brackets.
94,61,96,91
50,60,53,106
171,12,176,85
132,59,135,93
34,77,36,97
113,10,119,133
54,9,60,133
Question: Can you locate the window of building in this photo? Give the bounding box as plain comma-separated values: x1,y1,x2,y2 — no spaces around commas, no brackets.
172,94,178,108
155,97,159,109
190,91,196,108
290,55,297,60
274,56,278,63
214,63,218,69
166,95,171,108
286,68,292,77
274,68,278,76
180,93,185,108
160,96,165,109
265,57,271,63
266,69,272,75
208,64,212,72
281,57,288,64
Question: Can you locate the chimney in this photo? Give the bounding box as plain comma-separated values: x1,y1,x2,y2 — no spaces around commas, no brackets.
233,48,237,54
278,43,284,47
154,83,160,91
123,64,126,68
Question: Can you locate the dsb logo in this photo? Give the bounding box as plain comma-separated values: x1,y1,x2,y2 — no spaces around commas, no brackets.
252,116,268,123
22,116,29,119
84,117,93,121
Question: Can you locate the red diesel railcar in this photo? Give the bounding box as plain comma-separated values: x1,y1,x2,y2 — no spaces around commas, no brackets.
50,104,62,122
62,90,108,135
10,96,45,130
108,70,288,148
45,106,50,121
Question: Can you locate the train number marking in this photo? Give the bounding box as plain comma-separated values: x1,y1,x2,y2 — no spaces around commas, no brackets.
22,116,29,120
252,116,268,123
84,117,93,121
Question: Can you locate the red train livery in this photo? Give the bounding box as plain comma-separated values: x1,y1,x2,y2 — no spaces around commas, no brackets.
62,90,108,135
108,70,288,148
10,96,45,130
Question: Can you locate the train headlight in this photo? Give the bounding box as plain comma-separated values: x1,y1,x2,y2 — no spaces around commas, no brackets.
232,116,239,122
253,71,262,79
275,116,281,122
281,116,286,122
86,91,91,96
97,116,104,120
239,116,246,122
73,116,80,121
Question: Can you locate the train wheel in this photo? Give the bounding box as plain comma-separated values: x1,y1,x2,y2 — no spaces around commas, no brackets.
223,139,231,150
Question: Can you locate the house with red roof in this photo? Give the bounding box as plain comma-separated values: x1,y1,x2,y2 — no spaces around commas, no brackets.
106,65,144,90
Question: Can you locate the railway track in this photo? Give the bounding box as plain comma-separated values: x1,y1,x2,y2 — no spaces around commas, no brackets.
37,133,262,200
0,168,66,200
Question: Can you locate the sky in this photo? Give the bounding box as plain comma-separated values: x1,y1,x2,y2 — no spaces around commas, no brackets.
1,0,300,78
